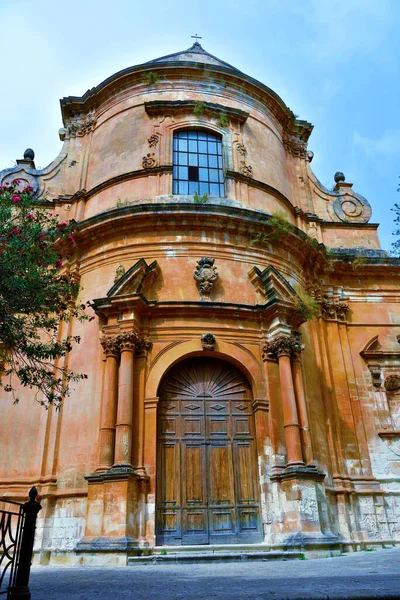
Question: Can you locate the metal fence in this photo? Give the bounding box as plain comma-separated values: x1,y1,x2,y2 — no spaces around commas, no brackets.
0,488,41,599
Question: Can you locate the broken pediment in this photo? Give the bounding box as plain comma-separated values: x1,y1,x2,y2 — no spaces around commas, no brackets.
248,265,298,306
107,259,160,298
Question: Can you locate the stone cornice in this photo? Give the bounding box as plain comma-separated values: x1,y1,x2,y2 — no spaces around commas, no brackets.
145,100,249,124
60,60,310,135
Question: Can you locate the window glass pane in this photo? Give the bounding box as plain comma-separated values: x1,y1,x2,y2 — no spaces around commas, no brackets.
209,169,219,182
208,155,218,168
179,166,188,179
210,183,220,196
173,130,224,196
179,181,188,194
188,166,199,181
198,141,207,153
189,181,199,194
178,139,188,152
198,154,207,167
199,168,208,181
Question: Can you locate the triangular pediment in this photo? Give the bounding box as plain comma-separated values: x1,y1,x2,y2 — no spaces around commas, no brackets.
248,265,298,305
107,259,160,298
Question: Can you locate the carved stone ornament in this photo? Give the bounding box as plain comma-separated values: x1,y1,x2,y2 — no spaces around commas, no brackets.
135,338,153,355
148,134,159,148
61,110,97,140
100,336,121,357
262,335,303,361
194,257,219,300
283,132,308,159
319,298,349,322
239,160,253,177
116,331,140,352
142,153,157,168
201,333,216,351
384,375,400,392
332,194,372,224
236,142,246,156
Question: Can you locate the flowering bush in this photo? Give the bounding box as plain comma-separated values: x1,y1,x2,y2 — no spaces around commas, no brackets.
0,180,91,407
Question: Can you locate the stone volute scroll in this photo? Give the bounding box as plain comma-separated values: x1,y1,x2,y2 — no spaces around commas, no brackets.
194,257,219,301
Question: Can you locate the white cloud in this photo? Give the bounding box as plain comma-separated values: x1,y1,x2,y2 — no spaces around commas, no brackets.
353,130,400,159
305,0,398,62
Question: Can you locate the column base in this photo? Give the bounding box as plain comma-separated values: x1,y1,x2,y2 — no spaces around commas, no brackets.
270,464,325,482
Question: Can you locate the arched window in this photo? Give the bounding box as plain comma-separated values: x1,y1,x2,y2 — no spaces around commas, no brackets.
172,130,224,196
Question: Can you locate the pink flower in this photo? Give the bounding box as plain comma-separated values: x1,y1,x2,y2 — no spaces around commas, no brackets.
25,213,35,220
9,226,21,237
89,316,95,321
57,221,68,230
11,194,21,204
12,179,21,185
24,185,34,193
55,259,63,269
39,233,46,240
5,182,10,187
67,234,75,243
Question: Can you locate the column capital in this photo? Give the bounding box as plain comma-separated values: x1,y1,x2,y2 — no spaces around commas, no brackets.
262,334,303,361
319,298,349,322
117,331,139,352
100,335,120,357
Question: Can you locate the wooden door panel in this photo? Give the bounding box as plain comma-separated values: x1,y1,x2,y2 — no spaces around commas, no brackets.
208,443,235,505
182,443,206,505
182,416,204,437
157,442,180,505
234,442,258,503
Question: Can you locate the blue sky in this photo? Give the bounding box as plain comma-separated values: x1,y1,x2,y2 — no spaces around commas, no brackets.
1,0,399,251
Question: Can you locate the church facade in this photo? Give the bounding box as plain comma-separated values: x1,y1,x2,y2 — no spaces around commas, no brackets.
1,42,400,565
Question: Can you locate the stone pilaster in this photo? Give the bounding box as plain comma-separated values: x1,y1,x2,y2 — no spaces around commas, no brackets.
97,336,120,471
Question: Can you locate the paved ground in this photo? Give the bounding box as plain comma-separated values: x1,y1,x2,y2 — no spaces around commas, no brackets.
29,548,400,600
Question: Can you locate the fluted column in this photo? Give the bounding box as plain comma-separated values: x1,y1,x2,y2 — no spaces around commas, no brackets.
97,336,120,471
114,332,138,467
291,351,314,465
263,335,304,467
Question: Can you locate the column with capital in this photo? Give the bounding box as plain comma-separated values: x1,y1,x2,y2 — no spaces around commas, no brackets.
113,331,138,467
263,335,304,466
97,336,120,471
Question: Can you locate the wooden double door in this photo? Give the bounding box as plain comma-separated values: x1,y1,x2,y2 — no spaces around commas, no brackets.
156,357,262,545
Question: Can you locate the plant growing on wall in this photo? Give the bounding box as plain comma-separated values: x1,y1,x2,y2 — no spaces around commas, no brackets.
193,102,206,117
143,71,159,86
251,211,294,245
295,289,320,322
216,113,229,128
193,192,209,204
0,181,91,407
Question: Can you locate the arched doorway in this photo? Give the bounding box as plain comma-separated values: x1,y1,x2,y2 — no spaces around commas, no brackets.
156,356,262,545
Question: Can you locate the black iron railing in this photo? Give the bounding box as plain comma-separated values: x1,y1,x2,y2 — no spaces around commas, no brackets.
0,488,41,600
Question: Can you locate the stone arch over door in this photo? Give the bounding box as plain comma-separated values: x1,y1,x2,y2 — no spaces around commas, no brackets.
156,356,263,545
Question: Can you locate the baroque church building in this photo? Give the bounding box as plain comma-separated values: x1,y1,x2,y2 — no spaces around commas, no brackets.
1,42,400,565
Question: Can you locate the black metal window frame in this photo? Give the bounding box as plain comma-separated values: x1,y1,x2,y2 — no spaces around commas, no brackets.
172,130,224,197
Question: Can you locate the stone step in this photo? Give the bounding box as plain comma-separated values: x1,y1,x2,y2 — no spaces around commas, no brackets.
128,550,302,565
